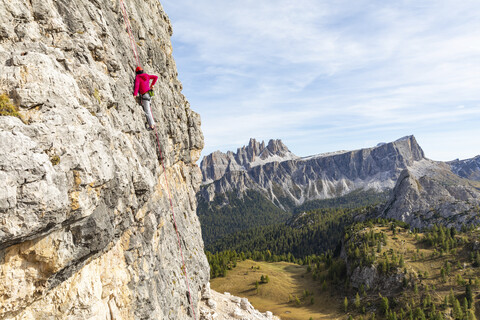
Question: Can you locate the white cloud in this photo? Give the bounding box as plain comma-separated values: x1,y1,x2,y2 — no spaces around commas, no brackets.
161,0,480,161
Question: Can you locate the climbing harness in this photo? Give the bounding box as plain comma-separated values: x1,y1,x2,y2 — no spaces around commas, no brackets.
118,1,197,319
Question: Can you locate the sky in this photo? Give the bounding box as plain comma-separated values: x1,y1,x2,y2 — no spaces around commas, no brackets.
160,0,480,162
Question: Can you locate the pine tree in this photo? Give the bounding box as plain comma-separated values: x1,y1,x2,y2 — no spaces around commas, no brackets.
453,298,463,320
382,260,388,274
392,311,398,320
466,282,473,308
303,289,309,298
435,311,445,320
295,295,301,306
381,296,389,315
344,296,349,313
414,307,426,320
449,289,456,306
468,310,477,320
355,292,361,309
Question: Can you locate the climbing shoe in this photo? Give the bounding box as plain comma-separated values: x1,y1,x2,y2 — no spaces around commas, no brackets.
145,122,154,131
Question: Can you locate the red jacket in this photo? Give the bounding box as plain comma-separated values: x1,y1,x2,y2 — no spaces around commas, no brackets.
133,73,158,96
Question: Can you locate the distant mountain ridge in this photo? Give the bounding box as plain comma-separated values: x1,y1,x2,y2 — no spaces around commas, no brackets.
199,135,425,210
198,136,480,244
448,155,480,181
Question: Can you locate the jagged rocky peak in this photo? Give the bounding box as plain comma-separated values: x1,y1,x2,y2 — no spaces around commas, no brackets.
235,138,295,165
201,138,298,183
393,135,425,161
237,138,266,163
262,139,293,159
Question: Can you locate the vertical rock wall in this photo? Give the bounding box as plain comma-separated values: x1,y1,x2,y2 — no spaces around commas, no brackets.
0,0,208,318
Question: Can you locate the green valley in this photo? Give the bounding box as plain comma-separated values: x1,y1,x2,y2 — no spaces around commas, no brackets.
199,188,389,246
208,218,480,320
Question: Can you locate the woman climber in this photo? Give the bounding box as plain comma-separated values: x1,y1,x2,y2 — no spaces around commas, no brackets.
133,66,158,130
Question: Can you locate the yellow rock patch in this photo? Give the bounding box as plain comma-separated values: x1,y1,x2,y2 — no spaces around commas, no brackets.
1,231,134,319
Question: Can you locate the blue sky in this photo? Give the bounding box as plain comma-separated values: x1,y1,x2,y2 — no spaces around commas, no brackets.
160,0,480,161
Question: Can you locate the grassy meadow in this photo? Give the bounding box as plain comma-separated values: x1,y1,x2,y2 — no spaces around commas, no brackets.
210,259,344,320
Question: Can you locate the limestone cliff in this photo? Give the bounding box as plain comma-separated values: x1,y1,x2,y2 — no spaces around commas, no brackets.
0,0,208,319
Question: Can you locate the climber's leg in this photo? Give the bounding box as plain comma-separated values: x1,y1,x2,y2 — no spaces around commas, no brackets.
141,93,155,129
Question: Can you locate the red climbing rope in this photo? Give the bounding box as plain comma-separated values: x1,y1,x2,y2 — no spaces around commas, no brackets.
119,0,141,67
117,1,197,318
153,128,198,320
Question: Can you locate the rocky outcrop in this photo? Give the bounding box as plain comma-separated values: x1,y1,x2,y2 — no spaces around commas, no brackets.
200,136,425,210
199,286,279,320
0,0,208,319
449,155,480,181
382,160,480,229
349,265,405,293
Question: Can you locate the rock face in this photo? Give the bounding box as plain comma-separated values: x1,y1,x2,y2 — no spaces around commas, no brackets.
449,155,480,181
382,160,480,229
349,265,405,293
199,289,280,320
200,136,425,210
0,0,208,319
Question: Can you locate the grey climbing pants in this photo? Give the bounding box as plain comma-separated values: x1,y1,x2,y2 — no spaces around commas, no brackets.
141,93,155,127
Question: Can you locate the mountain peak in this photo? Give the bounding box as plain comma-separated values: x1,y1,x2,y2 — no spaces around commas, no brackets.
236,138,298,167
392,135,425,161
263,139,291,158
395,135,414,142
200,139,298,183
